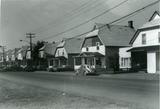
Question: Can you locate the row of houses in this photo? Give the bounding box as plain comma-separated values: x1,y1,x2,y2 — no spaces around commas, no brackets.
0,46,31,68
0,11,160,73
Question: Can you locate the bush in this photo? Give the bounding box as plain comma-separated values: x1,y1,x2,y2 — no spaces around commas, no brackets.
23,66,36,72
0,66,24,72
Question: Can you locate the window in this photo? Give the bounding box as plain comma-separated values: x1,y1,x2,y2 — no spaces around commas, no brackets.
96,58,101,66
142,34,146,45
62,50,64,56
57,50,59,56
75,57,81,65
85,58,87,64
86,47,89,51
121,58,130,67
50,60,53,66
121,58,124,66
96,42,100,46
158,32,160,43
96,42,100,50
97,46,99,50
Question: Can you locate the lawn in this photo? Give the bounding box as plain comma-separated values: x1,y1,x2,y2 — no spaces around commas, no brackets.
0,78,144,109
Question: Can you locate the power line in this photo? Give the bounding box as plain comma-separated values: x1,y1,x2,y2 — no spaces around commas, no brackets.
39,0,130,41
36,0,108,37
42,0,160,42
31,0,99,33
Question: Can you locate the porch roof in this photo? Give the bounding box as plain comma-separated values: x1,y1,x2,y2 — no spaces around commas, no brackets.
75,52,104,57
127,45,160,52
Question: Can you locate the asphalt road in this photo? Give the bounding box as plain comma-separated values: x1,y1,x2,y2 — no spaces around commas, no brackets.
0,71,159,109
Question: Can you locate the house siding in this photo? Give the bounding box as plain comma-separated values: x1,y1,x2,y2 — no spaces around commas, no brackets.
132,29,160,47
82,36,103,47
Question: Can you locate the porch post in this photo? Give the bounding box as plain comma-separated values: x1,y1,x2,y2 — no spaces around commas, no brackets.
48,59,50,67
94,57,96,68
74,57,75,66
147,51,156,73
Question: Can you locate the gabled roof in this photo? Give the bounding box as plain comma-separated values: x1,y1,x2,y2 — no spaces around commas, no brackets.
140,11,160,29
64,38,84,54
140,19,160,29
19,46,29,57
97,24,135,46
43,42,59,56
148,11,160,21
6,49,13,58
129,11,160,44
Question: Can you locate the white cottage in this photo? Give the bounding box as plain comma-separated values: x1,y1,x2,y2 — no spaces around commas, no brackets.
128,11,160,73
55,38,83,70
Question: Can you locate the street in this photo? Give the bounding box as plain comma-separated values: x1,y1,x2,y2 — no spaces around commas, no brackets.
0,71,159,109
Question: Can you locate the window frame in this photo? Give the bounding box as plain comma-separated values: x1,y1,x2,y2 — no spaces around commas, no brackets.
142,33,146,45
86,47,89,51
158,32,160,43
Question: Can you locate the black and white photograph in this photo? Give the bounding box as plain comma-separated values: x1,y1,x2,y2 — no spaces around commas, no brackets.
0,0,160,109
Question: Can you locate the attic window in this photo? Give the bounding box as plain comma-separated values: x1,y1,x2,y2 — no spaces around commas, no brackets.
86,47,89,51
96,42,100,46
97,46,99,50
142,34,146,45
158,32,160,43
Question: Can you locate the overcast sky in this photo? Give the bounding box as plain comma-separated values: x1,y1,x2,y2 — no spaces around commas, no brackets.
0,0,159,49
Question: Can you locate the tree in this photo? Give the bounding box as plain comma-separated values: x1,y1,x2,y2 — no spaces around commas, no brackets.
32,41,45,68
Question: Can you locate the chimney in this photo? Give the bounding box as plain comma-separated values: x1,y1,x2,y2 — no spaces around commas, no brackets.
128,21,134,28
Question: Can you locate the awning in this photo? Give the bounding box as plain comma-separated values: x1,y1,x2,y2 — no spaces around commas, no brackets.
75,52,104,58
127,45,160,52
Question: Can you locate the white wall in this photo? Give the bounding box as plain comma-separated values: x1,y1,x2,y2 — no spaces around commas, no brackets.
17,53,23,60
153,14,160,20
55,47,68,58
119,47,131,69
26,51,31,59
132,29,160,47
6,55,9,62
147,51,156,73
39,50,44,58
81,45,105,55
11,54,15,61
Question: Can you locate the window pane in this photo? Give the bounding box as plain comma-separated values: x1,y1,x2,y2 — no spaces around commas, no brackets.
142,34,146,44
75,57,81,65
158,32,160,43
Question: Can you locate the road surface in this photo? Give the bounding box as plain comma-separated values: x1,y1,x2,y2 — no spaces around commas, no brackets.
0,71,159,109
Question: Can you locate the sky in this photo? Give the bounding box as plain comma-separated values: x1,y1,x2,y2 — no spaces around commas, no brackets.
0,0,159,50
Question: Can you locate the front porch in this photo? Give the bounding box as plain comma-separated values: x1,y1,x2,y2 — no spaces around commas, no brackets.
74,52,105,70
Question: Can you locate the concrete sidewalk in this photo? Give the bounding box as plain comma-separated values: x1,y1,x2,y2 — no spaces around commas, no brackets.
35,71,159,81
100,72,159,81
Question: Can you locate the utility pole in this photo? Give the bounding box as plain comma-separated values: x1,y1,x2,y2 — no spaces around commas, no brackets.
26,33,36,67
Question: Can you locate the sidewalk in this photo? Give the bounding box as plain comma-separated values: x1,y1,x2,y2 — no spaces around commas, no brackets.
100,72,159,81
35,71,159,81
